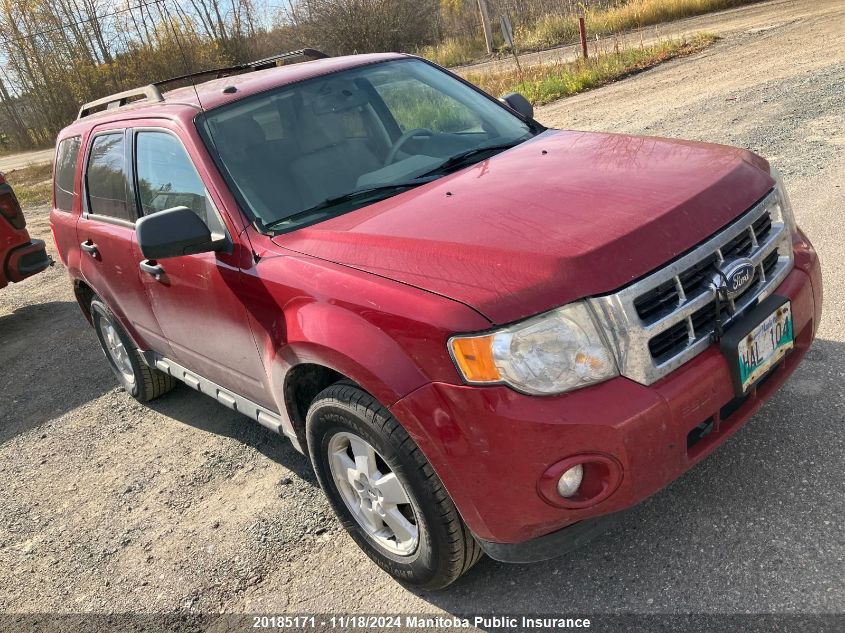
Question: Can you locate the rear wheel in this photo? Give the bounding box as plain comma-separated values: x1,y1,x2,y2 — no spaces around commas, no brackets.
90,297,176,402
306,382,482,590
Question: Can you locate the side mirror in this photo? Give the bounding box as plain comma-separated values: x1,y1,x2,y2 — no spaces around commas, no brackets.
500,92,534,120
136,206,224,260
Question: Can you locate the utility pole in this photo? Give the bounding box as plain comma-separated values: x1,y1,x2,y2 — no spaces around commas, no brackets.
477,0,494,55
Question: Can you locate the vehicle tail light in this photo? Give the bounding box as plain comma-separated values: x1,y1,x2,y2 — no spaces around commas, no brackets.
0,177,26,230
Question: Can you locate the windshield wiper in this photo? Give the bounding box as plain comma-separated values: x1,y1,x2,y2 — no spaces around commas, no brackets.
265,139,527,232
420,138,527,178
265,177,436,232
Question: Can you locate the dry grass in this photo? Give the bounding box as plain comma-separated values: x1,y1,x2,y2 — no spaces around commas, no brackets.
463,33,716,106
418,36,488,68
4,163,53,208
422,0,755,67
519,0,757,50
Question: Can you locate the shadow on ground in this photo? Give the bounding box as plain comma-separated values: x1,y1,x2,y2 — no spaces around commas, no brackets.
0,297,313,483
145,385,318,485
0,300,111,444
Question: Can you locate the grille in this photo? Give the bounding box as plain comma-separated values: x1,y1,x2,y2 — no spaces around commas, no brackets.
633,212,774,324
590,189,795,385
648,243,782,362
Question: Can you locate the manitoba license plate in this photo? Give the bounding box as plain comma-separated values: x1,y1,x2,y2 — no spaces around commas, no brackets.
736,301,793,392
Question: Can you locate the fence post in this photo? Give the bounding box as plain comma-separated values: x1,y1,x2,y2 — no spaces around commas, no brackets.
579,16,588,59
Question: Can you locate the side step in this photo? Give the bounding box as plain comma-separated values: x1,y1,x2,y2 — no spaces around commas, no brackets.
140,352,303,453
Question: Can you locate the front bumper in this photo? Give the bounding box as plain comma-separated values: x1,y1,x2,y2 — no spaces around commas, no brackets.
3,239,51,285
390,235,821,552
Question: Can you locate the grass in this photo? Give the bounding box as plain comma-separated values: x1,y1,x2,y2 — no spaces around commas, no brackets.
462,33,716,106
423,0,755,66
520,0,754,50
4,163,53,207
417,36,488,68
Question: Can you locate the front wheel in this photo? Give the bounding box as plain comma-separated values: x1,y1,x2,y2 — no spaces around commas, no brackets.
306,383,482,590
90,297,176,402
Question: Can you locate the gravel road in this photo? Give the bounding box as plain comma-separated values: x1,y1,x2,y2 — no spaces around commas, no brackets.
0,149,55,173
1,0,843,627
456,0,831,75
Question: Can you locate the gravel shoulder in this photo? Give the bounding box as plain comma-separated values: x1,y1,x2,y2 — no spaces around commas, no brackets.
1,0,843,622
0,149,55,173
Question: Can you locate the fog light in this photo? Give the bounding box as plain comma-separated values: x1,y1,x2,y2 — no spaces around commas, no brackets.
540,454,622,509
556,464,583,498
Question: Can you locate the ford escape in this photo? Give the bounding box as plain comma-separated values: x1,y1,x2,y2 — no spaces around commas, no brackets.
49,50,822,589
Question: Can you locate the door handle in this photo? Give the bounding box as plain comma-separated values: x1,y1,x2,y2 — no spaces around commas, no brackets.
80,240,98,256
139,259,164,279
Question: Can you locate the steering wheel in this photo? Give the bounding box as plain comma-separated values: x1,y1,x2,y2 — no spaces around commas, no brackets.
385,128,434,166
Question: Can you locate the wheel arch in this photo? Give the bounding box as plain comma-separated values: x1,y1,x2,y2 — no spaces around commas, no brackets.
268,297,440,450
73,278,96,324
279,345,425,448
282,361,345,451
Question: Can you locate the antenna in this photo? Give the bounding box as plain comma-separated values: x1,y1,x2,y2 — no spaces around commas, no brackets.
161,0,205,112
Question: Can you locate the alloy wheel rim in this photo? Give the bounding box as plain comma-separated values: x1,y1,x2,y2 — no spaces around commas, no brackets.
98,319,135,384
327,431,419,556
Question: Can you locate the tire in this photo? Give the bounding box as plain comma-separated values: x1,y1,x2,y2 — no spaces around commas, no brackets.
89,296,176,402
306,382,482,590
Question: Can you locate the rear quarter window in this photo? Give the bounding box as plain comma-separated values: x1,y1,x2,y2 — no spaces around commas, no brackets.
54,136,81,212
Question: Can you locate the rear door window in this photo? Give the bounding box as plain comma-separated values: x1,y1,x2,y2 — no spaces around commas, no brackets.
86,133,132,222
54,136,81,212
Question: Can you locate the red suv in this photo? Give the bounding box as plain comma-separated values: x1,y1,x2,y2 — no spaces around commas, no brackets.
50,51,822,589
1,172,50,289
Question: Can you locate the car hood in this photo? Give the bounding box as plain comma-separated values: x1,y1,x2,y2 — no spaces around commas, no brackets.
272,130,773,325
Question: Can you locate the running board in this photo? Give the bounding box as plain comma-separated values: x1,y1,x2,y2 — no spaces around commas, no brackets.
139,351,303,453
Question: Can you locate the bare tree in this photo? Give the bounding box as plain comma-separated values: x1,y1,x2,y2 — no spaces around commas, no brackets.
0,0,562,151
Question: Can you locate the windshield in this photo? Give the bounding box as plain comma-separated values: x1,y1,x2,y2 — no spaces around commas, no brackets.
197,58,535,231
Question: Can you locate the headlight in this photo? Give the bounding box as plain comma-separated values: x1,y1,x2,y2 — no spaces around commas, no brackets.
769,165,798,235
448,302,619,395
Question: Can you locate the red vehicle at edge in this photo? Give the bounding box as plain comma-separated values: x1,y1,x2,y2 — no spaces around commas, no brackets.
49,51,822,589
0,172,50,289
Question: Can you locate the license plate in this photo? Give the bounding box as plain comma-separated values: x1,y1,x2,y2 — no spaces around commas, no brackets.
736,301,793,392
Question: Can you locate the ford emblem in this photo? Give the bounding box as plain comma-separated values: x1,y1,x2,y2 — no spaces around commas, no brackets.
717,258,756,300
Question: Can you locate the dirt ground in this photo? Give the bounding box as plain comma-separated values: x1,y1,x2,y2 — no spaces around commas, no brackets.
1,0,843,626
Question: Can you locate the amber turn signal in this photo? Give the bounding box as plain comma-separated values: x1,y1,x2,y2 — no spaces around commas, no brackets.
449,335,500,383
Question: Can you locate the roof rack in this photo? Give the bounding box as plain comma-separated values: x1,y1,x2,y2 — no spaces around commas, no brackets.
77,48,330,120
77,85,163,120
152,48,330,92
